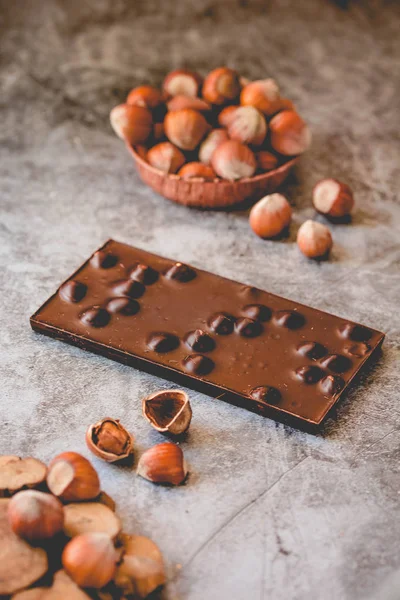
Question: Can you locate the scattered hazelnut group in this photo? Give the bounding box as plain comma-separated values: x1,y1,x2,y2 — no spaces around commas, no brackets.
249,175,354,260
110,67,311,181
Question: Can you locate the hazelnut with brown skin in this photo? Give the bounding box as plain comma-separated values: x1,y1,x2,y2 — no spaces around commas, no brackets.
211,139,257,180
167,95,211,113
313,179,354,218
62,532,119,589
226,106,267,146
178,162,216,181
147,142,186,174
109,104,153,145
126,85,164,109
202,67,241,105
163,69,202,98
8,490,64,542
249,193,292,238
297,220,333,259
86,418,134,463
46,452,100,502
198,129,229,165
269,110,311,156
240,78,282,116
164,108,210,150
137,443,188,486
256,151,279,172
217,105,239,127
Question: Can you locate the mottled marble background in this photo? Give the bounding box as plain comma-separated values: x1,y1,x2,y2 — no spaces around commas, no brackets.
1,1,399,599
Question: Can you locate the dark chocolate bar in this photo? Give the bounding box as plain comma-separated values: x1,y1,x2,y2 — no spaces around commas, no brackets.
30,240,384,428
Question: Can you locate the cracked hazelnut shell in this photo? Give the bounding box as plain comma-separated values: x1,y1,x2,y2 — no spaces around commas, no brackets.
86,418,134,463
142,389,192,435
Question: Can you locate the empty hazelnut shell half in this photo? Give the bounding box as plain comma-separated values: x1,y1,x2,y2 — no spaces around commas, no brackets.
142,390,192,435
86,418,134,463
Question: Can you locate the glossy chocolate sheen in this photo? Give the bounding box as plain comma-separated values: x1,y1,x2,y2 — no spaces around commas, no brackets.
30,240,385,428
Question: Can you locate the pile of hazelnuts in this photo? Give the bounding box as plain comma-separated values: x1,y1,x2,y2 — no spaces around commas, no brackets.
110,67,354,260
110,66,311,181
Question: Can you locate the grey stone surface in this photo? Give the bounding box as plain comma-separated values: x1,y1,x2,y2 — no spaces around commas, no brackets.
0,1,399,599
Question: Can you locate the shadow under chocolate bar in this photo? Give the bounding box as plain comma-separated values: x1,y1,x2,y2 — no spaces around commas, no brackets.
30,240,385,431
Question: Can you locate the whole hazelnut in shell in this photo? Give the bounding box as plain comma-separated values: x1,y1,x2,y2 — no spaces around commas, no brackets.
249,193,292,238
163,69,202,98
127,85,164,109
240,79,282,116
164,109,210,151
202,67,241,105
269,110,311,156
62,532,118,589
199,129,229,165
147,142,186,174
110,104,152,145
8,490,64,542
226,106,267,146
297,220,333,259
313,179,354,218
178,162,216,181
211,140,256,180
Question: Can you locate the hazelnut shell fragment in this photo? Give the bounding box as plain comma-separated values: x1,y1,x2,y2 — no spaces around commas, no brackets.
142,389,192,435
137,443,188,486
0,456,47,498
86,418,134,463
115,534,166,599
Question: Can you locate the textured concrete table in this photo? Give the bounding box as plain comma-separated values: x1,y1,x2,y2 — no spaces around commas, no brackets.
1,2,399,599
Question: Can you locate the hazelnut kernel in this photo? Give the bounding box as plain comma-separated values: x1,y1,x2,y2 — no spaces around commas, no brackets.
297,220,333,259
211,140,256,180
178,162,216,181
199,129,230,165
249,193,292,238
313,179,354,218
147,142,186,174
109,104,152,145
164,108,210,151
269,110,311,156
202,67,241,105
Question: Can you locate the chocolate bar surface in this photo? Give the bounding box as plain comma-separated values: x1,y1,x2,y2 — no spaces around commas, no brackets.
30,240,384,427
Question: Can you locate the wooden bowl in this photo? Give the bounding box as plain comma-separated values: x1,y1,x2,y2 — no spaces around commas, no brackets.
126,143,299,209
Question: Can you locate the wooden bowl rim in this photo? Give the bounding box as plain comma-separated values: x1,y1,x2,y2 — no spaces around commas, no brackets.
126,142,299,186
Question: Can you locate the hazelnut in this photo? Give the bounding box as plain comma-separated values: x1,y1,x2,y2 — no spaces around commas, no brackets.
86,418,134,463
167,95,211,113
279,97,296,112
178,162,216,181
142,389,192,435
109,104,152,145
62,532,118,589
115,534,166,599
297,220,333,259
126,85,164,109
164,108,210,150
269,110,311,156
147,142,186,174
313,179,354,218
249,193,292,238
226,106,267,146
217,105,239,128
199,129,229,164
137,443,188,485
47,452,100,502
211,139,257,180
202,67,241,105
7,490,64,542
256,150,279,172
163,69,202,98
240,78,282,116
